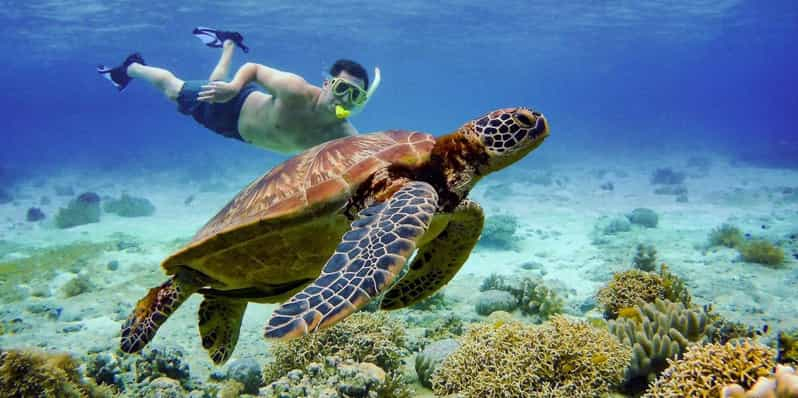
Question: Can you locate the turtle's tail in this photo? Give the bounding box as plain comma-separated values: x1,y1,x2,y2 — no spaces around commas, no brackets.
120,274,199,353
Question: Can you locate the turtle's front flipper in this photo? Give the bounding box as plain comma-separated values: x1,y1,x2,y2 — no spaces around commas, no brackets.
264,181,438,339
381,199,484,310
198,297,247,365
121,271,201,353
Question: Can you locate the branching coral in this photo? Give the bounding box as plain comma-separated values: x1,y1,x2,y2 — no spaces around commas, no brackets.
643,340,776,398
597,269,666,318
432,315,631,398
722,365,798,398
608,299,709,391
262,312,408,385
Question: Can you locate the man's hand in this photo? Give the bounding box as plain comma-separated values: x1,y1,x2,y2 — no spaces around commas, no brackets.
198,81,239,103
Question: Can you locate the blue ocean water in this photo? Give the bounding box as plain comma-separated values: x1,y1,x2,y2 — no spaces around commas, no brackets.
1,1,798,396
2,1,796,173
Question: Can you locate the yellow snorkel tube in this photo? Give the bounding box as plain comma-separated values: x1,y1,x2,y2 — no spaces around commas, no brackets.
335,67,381,119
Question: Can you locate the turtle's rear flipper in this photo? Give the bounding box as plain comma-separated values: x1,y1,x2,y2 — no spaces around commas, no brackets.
198,297,247,365
264,181,438,340
381,200,484,309
120,272,200,353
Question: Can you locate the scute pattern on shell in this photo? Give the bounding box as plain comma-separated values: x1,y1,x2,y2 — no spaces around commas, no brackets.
192,131,436,242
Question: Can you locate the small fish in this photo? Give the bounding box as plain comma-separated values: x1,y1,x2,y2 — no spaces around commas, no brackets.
184,195,195,205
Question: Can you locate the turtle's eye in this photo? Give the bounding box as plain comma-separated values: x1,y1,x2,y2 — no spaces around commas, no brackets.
514,113,533,127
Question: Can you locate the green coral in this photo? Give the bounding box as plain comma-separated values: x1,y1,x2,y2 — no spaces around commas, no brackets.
779,330,798,366
478,214,522,250
103,193,155,217
61,273,93,297
54,193,101,229
479,274,564,320
658,264,692,308
633,243,658,272
432,315,631,398
738,239,785,266
608,298,709,392
643,340,775,397
262,312,408,385
0,349,114,398
708,223,744,248
597,269,666,319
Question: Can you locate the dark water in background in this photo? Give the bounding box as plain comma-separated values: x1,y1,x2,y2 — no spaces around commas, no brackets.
1,0,796,177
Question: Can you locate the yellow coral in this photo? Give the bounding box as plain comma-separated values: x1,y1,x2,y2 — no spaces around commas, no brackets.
432,315,631,398
597,269,666,318
643,340,775,398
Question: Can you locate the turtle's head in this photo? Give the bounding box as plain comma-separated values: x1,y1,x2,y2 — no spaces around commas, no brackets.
463,107,549,174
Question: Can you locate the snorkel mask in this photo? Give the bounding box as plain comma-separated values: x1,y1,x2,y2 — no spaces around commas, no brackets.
327,67,381,119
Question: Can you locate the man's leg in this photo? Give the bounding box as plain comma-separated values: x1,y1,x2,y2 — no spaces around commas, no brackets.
127,63,185,102
208,40,236,82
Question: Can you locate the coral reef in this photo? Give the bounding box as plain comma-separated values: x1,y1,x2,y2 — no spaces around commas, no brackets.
262,312,408,385
633,243,658,272
26,207,45,222
650,167,686,185
739,239,785,266
103,193,155,217
0,348,113,397
415,338,460,388
608,298,709,390
262,356,412,398
54,192,101,229
479,274,564,320
644,340,776,397
708,223,745,248
432,316,631,398
478,214,522,250
722,364,798,398
627,208,659,228
597,269,666,318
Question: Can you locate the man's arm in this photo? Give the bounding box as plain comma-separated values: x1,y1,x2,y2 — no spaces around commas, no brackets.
229,63,311,102
198,63,313,104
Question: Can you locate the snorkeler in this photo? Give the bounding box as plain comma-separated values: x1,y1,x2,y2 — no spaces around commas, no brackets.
97,27,380,154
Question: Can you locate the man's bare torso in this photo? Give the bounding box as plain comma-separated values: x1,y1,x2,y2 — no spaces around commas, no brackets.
237,91,357,154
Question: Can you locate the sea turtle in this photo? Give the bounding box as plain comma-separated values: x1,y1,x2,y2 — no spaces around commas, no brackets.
121,107,549,364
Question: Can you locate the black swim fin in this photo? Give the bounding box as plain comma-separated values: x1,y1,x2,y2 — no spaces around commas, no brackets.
193,27,249,53
97,53,146,91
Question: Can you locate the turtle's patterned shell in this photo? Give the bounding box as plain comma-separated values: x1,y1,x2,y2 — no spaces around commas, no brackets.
163,130,435,272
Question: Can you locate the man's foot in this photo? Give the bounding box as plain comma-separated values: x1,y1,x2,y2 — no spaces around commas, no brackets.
193,27,249,53
97,53,146,91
